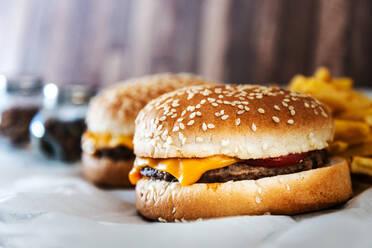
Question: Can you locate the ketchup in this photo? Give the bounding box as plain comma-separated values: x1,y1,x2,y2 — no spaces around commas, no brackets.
246,153,307,167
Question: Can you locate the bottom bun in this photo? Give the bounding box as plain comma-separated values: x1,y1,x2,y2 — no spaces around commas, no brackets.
136,157,352,221
82,153,133,187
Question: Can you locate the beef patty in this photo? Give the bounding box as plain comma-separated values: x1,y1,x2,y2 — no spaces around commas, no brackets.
94,146,135,161
140,150,328,183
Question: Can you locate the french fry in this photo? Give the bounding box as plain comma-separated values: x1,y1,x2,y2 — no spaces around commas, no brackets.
365,116,372,126
333,78,353,91
288,67,372,178
329,141,349,155
350,157,372,177
334,119,370,145
337,108,372,122
341,142,372,157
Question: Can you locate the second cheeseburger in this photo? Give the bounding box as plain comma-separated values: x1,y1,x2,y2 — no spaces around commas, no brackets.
82,74,217,187
130,84,352,221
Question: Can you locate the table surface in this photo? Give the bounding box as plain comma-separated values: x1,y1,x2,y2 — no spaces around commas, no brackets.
1,90,372,248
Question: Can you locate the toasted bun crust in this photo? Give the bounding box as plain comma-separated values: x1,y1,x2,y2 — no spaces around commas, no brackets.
86,73,218,136
134,84,333,159
136,157,352,221
82,153,133,187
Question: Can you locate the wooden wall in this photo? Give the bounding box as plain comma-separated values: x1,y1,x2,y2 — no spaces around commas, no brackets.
0,0,371,87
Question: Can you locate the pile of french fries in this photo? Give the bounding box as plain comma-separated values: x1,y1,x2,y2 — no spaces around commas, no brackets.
288,67,372,177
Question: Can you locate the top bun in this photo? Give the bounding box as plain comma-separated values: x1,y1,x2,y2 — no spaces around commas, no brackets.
134,84,333,159
86,73,219,136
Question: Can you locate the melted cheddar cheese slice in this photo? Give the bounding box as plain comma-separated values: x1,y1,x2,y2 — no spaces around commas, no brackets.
82,131,133,154
129,156,240,186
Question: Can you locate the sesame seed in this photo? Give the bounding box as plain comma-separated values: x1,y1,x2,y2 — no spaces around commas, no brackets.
221,115,229,120
159,116,166,121
251,123,257,132
256,95,263,99
221,139,229,146
207,98,215,102
208,123,215,129
237,110,245,115
238,105,244,109
172,102,179,107
290,110,296,116
171,114,177,118
187,106,195,112
244,106,250,111
256,196,261,204
314,110,319,115
287,119,294,125
196,111,201,116
304,102,310,108
215,112,220,117
236,118,241,126
172,126,179,132
158,217,167,223
202,123,207,131
196,104,201,109
211,103,218,107
220,110,224,115
179,132,184,140
179,123,185,129
286,184,290,191
272,116,280,123
217,100,223,104
200,99,206,104
321,111,328,118
181,110,186,116
172,207,177,214
187,120,195,126
258,108,265,114
262,143,268,150
218,95,224,98
189,112,196,118
283,98,290,102
282,102,288,107
177,118,183,122
288,105,294,110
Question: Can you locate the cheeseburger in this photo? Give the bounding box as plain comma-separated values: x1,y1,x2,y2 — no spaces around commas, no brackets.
130,84,352,221
82,74,218,186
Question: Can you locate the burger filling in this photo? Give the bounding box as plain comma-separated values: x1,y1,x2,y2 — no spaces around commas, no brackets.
81,131,135,160
130,150,328,186
94,146,135,160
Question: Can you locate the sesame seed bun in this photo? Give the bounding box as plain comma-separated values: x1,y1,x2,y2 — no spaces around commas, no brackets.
134,84,334,159
86,73,219,136
83,73,218,187
136,157,352,221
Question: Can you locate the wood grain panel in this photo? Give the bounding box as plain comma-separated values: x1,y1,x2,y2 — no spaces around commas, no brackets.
0,0,371,87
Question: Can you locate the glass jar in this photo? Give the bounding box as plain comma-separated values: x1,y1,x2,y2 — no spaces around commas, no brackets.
30,83,95,162
0,75,43,145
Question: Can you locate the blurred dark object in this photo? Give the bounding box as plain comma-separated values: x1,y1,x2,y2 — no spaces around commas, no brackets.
0,107,39,144
0,75,43,145
30,83,95,162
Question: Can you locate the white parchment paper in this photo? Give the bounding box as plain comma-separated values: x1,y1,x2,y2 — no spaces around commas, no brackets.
0,143,371,248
